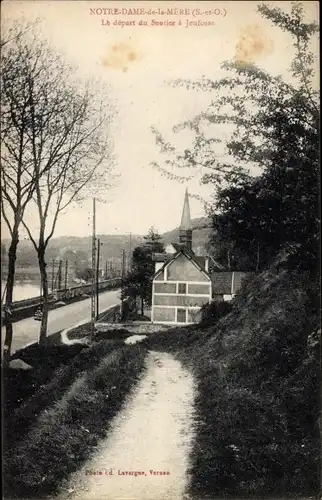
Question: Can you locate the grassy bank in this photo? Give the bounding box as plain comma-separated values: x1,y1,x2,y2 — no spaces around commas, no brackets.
5,340,123,444
4,339,147,499
144,268,320,498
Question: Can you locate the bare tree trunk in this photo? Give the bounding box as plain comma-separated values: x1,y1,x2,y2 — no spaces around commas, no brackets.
38,246,49,345
3,230,19,366
141,297,144,316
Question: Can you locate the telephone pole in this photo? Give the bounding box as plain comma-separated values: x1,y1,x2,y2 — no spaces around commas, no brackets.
64,260,68,289
96,238,101,320
120,249,125,319
58,260,62,290
91,198,96,338
51,259,55,292
129,232,132,272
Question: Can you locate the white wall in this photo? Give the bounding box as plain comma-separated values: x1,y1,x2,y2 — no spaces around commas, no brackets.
155,262,164,272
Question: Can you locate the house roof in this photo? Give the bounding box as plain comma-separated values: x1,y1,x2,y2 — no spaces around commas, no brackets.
211,271,248,294
208,256,225,271
233,272,248,292
152,252,166,262
153,247,210,280
194,256,207,269
169,242,194,254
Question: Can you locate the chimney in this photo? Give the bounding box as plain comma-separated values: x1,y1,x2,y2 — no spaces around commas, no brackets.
179,188,193,251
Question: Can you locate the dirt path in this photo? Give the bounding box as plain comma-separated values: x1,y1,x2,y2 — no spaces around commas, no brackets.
56,351,195,500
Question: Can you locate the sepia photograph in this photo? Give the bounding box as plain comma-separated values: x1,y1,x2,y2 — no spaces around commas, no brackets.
1,1,320,500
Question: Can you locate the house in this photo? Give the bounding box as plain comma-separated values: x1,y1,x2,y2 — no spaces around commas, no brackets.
151,189,212,325
151,189,249,325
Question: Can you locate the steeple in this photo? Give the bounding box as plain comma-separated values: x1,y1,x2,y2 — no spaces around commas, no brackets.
179,188,193,250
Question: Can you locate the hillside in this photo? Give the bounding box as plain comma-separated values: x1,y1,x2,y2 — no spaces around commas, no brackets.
162,216,212,255
146,263,320,498
1,217,212,272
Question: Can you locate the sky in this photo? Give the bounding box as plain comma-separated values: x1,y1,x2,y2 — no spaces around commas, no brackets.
1,0,319,239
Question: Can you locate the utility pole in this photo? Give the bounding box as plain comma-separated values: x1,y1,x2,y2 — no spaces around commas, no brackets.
91,198,96,338
129,232,132,272
58,260,62,290
64,260,68,289
120,249,125,319
105,260,108,280
96,238,101,320
51,259,55,292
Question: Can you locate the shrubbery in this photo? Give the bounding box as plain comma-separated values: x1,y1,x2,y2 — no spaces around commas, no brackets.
200,300,233,326
145,268,320,497
189,269,320,498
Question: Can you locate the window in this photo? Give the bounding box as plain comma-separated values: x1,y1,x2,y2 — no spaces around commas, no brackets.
178,283,187,294
177,308,186,323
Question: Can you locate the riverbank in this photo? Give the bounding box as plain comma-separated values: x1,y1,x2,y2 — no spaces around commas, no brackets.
2,280,120,325
2,288,120,354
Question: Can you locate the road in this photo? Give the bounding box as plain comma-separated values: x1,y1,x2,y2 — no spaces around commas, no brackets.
2,289,121,354
57,351,195,500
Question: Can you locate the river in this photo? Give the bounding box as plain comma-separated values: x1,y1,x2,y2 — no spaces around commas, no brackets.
1,282,43,302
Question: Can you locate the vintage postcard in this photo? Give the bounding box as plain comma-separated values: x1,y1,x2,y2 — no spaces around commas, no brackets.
1,1,320,500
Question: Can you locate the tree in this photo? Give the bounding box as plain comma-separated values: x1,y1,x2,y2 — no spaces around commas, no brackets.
75,267,93,283
151,3,319,272
1,243,7,261
64,250,89,278
122,228,164,316
143,227,164,255
1,21,53,364
1,22,114,351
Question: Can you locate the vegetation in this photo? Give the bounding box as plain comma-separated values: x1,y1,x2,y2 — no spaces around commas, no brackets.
146,2,320,498
75,266,94,283
152,3,319,275
4,339,147,498
145,266,320,497
1,3,319,499
1,234,143,284
199,299,233,327
122,227,164,316
1,21,114,360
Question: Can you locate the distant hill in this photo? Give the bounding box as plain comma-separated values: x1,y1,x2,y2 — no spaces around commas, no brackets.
1,234,144,272
1,217,213,272
162,216,212,255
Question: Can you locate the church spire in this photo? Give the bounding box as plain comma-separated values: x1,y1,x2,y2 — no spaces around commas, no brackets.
180,188,193,230
179,188,193,250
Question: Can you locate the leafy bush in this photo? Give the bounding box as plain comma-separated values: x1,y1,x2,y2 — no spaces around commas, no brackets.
143,324,213,354
200,300,233,326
